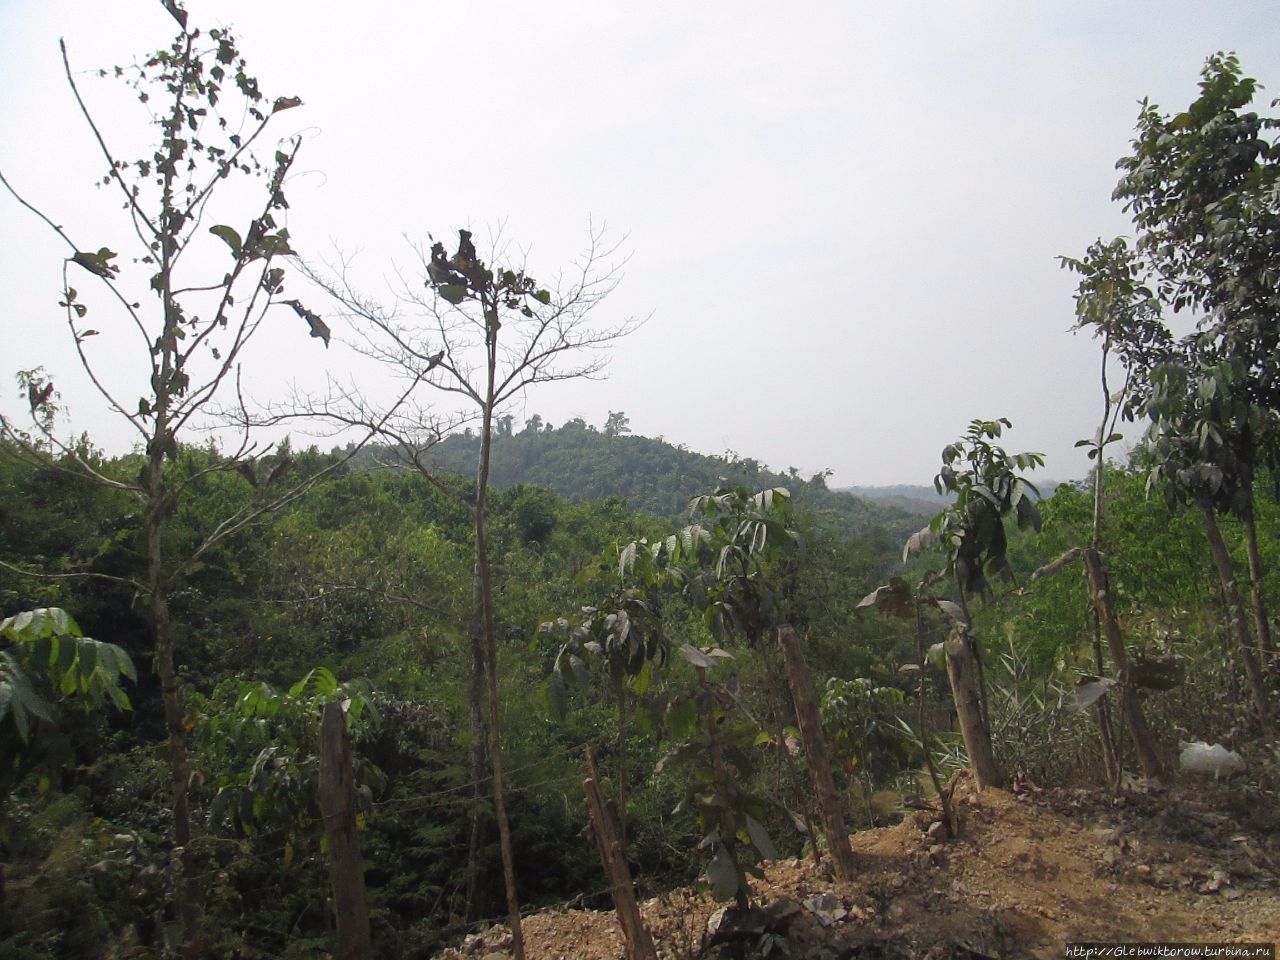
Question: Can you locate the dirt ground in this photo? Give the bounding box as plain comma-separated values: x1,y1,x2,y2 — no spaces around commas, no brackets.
436,774,1280,959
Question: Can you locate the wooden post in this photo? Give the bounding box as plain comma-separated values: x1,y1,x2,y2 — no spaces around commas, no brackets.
942,623,1004,790
776,626,857,880
319,702,374,960
1082,547,1165,778
583,747,658,960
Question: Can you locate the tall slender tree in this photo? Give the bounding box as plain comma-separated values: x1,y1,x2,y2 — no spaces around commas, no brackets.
1114,53,1280,675
1060,238,1171,780
307,227,635,954
0,5,401,954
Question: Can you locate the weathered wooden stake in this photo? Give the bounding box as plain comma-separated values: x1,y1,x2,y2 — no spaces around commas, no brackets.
942,622,1004,790
319,702,374,960
776,626,857,879
583,746,658,960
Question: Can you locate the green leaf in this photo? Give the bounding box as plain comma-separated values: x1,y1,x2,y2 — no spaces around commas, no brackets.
1128,654,1184,691
280,299,330,347
546,670,567,719
438,284,467,305
631,659,651,696
933,599,967,624
856,578,914,619
676,643,716,670
209,225,243,256
745,814,778,860
665,696,698,739
707,845,740,901
70,248,119,278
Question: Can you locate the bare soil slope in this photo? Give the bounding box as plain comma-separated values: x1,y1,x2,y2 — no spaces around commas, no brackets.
439,775,1280,959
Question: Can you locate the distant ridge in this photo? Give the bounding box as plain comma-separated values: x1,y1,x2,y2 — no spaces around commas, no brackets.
847,480,1063,518
349,417,926,541
846,485,951,517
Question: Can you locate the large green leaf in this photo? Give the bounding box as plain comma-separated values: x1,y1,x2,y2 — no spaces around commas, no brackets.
744,814,777,860
707,844,740,901
209,224,243,256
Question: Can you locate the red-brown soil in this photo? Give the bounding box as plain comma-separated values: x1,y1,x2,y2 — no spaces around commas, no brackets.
437,775,1280,959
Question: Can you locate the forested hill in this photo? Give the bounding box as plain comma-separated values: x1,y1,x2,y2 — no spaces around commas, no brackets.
847,481,1063,517
351,415,927,540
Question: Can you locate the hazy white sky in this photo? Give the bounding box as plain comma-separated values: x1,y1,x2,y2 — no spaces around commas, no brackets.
2,1,1278,485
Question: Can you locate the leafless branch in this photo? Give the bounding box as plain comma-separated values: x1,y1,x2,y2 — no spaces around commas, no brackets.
1024,547,1084,590
0,558,143,594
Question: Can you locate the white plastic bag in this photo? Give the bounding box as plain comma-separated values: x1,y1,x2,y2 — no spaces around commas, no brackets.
1179,741,1246,778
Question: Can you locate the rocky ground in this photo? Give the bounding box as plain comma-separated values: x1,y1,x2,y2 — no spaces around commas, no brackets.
437,774,1280,959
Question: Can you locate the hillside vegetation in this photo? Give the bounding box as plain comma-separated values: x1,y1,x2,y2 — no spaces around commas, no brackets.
1,7,1279,959
355,415,925,542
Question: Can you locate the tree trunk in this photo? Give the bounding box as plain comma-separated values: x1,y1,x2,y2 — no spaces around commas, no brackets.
1081,547,1164,778
941,622,1004,789
583,747,657,960
1201,507,1271,727
615,678,628,848
764,643,821,864
476,300,525,960
146,435,201,960
464,579,489,918
1239,481,1276,672
775,627,857,879
1089,606,1121,789
914,606,954,836
318,703,373,960
697,666,750,913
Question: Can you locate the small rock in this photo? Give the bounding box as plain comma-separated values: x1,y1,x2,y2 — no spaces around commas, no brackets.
706,906,729,938
1197,869,1231,894
802,891,847,927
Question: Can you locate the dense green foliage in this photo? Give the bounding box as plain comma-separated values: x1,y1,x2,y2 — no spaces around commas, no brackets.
2,11,1279,958
2,430,1278,957
373,416,925,543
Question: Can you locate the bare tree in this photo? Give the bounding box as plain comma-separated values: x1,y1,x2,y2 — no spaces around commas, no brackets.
0,4,412,955
306,226,638,957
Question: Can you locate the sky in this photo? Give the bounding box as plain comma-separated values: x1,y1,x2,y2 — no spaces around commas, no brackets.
2,1,1278,486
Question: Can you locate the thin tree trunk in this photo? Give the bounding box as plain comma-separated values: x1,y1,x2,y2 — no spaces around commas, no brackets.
1239,479,1276,671
476,299,525,960
318,703,373,960
775,627,857,878
152,587,199,960
1087,340,1129,788
697,666,750,913
914,606,954,836
1082,547,1164,778
764,642,821,865
942,621,1003,789
1089,605,1121,789
464,582,489,919
615,678,628,848
147,419,200,960
952,586,993,739
1201,506,1271,727
583,747,657,960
